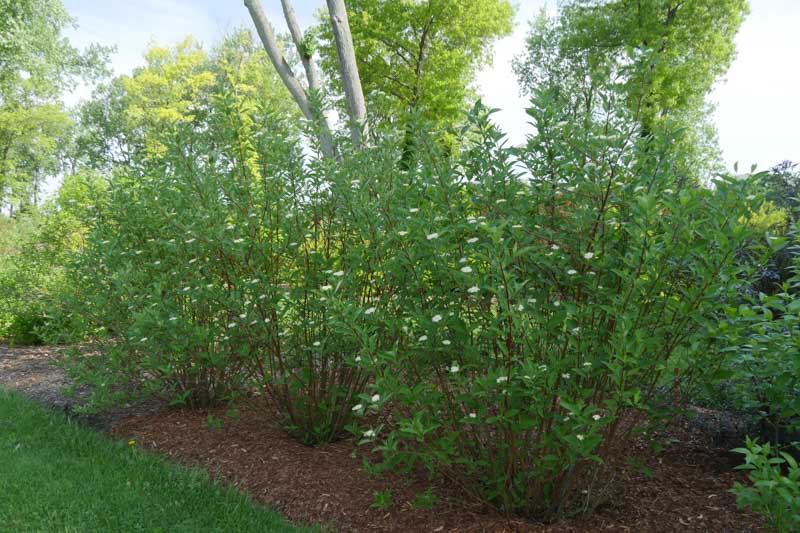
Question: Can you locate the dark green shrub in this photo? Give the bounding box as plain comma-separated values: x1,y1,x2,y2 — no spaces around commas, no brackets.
732,437,800,533
340,101,756,520
714,251,800,441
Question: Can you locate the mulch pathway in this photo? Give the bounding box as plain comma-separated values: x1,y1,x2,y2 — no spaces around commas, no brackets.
1,344,765,531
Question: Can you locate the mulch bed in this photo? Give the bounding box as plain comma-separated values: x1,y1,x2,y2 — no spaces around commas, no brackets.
1,345,766,531
112,405,765,532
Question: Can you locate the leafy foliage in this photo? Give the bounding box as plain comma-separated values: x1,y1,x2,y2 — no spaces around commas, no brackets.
713,248,800,441
316,0,514,130
66,54,370,439
731,438,800,533
0,0,109,211
74,31,298,173
0,173,102,344
513,0,749,183
338,100,755,519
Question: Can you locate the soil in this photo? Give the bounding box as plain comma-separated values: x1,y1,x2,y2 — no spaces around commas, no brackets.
0,343,160,431
1,344,765,532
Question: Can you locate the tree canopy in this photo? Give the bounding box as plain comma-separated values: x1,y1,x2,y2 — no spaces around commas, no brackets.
514,0,749,182
0,0,108,213
316,0,514,130
74,31,298,172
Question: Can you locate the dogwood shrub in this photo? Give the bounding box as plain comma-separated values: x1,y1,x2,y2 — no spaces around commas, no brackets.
342,102,756,519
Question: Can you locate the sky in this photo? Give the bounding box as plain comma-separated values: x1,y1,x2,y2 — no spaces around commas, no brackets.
62,0,800,174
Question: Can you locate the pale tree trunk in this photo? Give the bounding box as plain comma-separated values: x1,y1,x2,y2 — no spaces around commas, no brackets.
243,0,336,158
325,0,368,144
278,0,336,157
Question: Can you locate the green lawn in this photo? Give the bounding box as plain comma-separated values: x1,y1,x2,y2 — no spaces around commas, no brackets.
0,389,311,532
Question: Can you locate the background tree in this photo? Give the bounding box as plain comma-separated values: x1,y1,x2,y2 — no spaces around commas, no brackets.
317,0,514,133
514,0,748,184
74,31,299,173
759,161,800,222
0,0,109,213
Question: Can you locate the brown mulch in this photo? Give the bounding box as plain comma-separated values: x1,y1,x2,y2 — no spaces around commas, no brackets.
0,344,765,531
112,404,765,532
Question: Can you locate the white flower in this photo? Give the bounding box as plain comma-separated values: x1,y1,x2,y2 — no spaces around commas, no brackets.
409,208,420,213
467,286,480,294
139,337,148,343
495,198,507,204
426,232,439,240
418,335,428,342
554,300,561,307
512,224,523,229
567,269,578,275
355,356,362,362
459,257,467,263
432,314,442,323
576,434,585,441
371,394,380,402
398,230,408,236
169,316,177,321
496,376,508,384
365,307,376,315
313,341,321,347
572,327,581,333
466,237,478,244
460,266,473,273
321,284,333,291
583,362,592,367
450,363,459,372
468,413,477,418
592,414,602,421
551,244,560,250
517,304,524,311
584,252,594,259
227,322,236,328
333,270,344,277
352,404,363,411
561,373,571,379
363,429,376,438
183,286,191,292
239,313,246,319
527,298,537,304
154,260,161,265
442,340,451,346
188,258,197,264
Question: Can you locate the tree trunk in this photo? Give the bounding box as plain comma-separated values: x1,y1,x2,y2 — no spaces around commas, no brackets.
325,0,368,144
279,0,337,157
244,0,336,158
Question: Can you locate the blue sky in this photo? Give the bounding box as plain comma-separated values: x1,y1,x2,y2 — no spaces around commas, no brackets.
63,0,800,172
